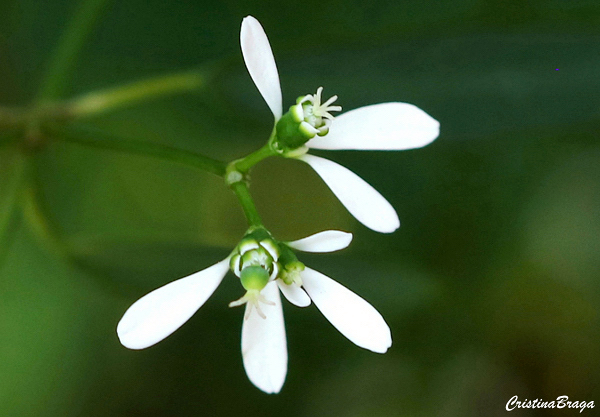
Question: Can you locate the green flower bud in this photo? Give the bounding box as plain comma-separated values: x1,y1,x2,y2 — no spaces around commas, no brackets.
277,245,306,285
281,260,305,286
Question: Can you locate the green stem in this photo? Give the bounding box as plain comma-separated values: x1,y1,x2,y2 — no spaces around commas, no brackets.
68,70,207,118
224,130,279,227
230,181,262,227
52,125,227,177
37,0,112,101
231,132,278,174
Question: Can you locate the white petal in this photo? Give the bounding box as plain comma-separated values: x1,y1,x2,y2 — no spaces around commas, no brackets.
240,16,282,120
117,259,230,350
301,267,392,353
306,103,439,150
287,230,353,253
298,154,400,233
242,281,287,393
277,280,311,307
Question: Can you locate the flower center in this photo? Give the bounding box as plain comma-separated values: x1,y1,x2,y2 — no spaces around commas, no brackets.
273,87,342,152
228,231,282,318
297,87,342,132
230,234,280,281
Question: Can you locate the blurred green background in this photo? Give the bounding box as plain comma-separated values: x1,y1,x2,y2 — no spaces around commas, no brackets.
1,0,599,415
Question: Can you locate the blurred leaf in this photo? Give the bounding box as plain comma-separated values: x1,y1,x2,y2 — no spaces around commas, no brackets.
0,225,115,416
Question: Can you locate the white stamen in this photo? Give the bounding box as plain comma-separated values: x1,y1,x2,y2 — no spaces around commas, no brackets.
302,87,341,124
322,95,338,108
229,289,275,320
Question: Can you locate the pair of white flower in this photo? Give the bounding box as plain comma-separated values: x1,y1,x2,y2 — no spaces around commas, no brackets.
117,230,391,394
240,16,439,233
117,15,440,394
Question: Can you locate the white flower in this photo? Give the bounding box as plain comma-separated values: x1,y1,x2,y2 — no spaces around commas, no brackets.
116,230,390,394
247,230,392,392
240,15,440,234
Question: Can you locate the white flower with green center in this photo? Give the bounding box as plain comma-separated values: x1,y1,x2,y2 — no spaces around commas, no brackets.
240,15,440,233
116,230,390,394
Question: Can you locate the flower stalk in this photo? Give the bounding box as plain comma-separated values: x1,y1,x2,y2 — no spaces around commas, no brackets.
227,130,278,175
230,181,263,227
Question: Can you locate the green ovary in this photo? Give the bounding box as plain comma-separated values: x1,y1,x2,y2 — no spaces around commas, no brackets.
240,266,270,291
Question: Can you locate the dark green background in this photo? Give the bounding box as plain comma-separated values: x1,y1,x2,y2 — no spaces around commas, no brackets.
1,0,599,415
